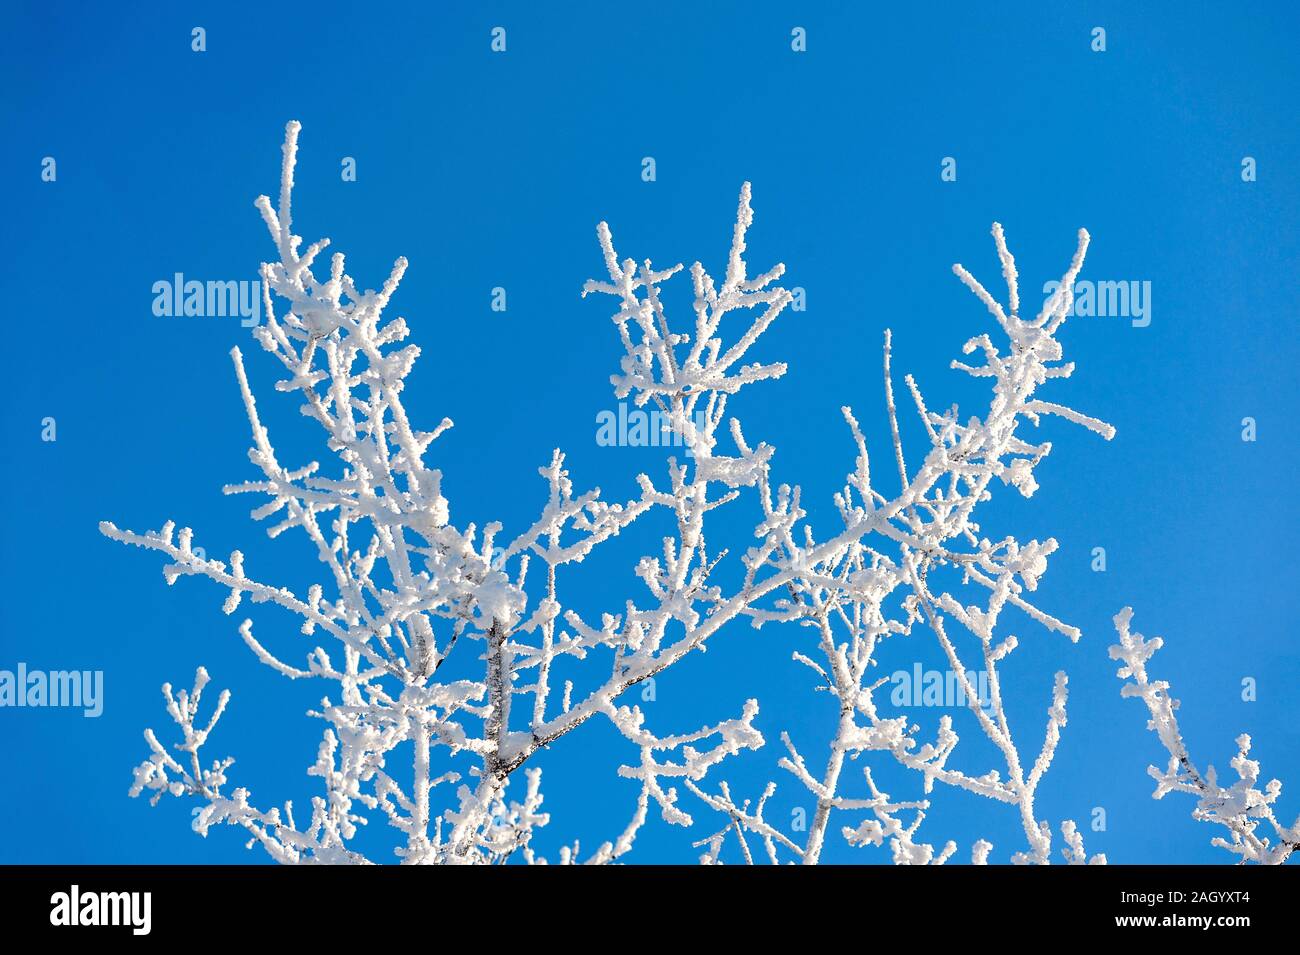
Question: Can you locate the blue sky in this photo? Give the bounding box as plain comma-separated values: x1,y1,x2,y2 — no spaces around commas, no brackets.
1,1,1296,864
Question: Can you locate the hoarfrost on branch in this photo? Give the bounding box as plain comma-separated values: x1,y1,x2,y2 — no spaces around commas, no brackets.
103,122,1292,865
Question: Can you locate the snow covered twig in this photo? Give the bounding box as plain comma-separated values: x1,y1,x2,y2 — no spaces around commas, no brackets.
1110,608,1298,864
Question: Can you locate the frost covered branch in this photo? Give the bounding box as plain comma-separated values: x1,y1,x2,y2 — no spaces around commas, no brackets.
104,121,1285,866
667,217,1114,865
104,122,789,864
1110,608,1299,864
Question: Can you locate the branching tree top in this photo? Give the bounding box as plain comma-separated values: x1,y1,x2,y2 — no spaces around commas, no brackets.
101,122,1295,865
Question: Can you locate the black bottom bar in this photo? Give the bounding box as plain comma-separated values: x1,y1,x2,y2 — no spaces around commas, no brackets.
0,864,1291,939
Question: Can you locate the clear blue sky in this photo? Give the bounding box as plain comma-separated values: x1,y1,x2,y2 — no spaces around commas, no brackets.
1,1,1296,864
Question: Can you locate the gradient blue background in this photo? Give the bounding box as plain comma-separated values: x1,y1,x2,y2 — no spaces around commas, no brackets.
2,1,1296,864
